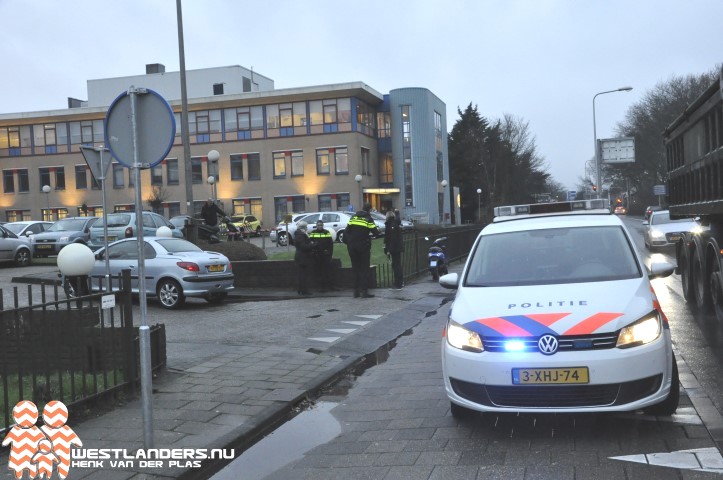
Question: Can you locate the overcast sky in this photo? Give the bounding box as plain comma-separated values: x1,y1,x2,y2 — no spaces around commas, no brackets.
1,0,721,190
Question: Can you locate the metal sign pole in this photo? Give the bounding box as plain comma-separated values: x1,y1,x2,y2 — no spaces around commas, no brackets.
129,86,155,449
99,147,111,291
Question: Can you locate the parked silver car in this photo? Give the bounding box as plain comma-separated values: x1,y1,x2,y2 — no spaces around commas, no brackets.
89,237,234,309
88,211,183,249
0,224,33,267
32,217,98,257
4,221,53,238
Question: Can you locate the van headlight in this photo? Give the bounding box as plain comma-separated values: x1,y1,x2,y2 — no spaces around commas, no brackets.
616,312,661,348
446,319,483,352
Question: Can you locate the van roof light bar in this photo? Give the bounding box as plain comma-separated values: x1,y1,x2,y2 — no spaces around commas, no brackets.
494,199,610,218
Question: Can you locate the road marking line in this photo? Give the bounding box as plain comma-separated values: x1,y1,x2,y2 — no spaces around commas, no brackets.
611,447,723,473
343,321,370,326
326,329,356,334
356,315,382,319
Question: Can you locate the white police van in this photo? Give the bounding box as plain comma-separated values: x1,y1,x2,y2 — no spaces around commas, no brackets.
439,200,679,417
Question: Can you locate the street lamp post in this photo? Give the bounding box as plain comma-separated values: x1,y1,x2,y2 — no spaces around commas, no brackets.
476,188,482,223
42,185,51,220
354,174,363,210
207,176,216,202
207,149,219,203
593,86,633,199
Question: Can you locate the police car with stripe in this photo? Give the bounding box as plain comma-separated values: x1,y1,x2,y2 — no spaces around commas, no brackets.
439,199,679,417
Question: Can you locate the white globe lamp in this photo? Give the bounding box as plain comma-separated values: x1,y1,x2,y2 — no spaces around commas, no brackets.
156,226,173,238
57,243,95,276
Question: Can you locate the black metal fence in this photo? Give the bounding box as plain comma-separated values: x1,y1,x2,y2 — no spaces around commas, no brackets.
0,270,165,435
375,225,482,288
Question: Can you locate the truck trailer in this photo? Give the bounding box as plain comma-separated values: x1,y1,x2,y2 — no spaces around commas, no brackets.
665,67,723,321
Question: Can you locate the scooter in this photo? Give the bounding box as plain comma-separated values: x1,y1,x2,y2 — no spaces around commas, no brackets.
198,216,240,243
427,237,448,281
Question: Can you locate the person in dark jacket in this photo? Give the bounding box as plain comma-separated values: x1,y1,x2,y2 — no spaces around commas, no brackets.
293,221,315,296
384,209,404,290
344,203,380,298
201,198,226,228
309,220,337,292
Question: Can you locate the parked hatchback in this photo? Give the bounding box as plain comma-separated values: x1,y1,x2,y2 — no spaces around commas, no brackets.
88,211,183,249
32,217,98,257
4,221,53,239
0,224,33,266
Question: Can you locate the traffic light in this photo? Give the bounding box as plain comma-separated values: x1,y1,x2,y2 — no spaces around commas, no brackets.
592,185,598,192
616,198,623,204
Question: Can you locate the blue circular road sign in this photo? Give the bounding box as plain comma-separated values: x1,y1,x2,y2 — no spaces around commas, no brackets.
104,87,176,169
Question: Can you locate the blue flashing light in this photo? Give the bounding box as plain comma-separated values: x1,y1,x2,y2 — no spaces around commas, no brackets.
504,340,525,352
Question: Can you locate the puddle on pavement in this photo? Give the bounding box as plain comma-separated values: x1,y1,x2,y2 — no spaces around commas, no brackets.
211,337,402,479
211,401,341,480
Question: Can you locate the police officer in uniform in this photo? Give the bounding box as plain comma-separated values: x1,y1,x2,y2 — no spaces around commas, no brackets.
309,220,337,291
344,203,380,298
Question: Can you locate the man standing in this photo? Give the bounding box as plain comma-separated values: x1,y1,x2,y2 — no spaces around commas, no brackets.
201,198,226,230
293,221,315,296
344,202,380,298
309,220,337,292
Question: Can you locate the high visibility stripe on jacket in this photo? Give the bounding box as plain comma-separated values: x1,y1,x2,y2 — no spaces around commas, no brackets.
347,217,376,229
309,231,332,239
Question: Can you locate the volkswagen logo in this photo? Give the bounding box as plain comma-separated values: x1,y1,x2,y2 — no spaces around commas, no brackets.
538,334,559,355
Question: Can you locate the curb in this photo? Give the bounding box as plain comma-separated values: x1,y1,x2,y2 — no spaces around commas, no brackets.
177,353,365,480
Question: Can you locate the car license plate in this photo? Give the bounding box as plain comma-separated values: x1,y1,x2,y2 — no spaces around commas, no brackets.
430,260,438,267
108,236,117,242
208,264,224,272
668,234,681,242
512,367,589,384
36,244,52,250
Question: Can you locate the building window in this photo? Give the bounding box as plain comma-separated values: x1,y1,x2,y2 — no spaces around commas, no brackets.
291,150,303,176
380,153,393,184
437,152,444,182
273,151,286,178
223,106,264,141
168,202,181,218
69,120,96,146
291,195,305,213
151,164,163,185
166,158,179,185
3,170,14,193
54,167,65,190
361,148,370,175
128,169,135,188
230,154,244,180
213,83,224,95
39,167,51,190
191,157,203,184
318,194,331,211
377,112,391,138
402,105,413,206
75,165,88,190
274,196,288,223
334,147,348,174
356,100,375,136
113,164,124,188
336,193,350,210
316,149,330,175
248,153,261,180
17,169,29,192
